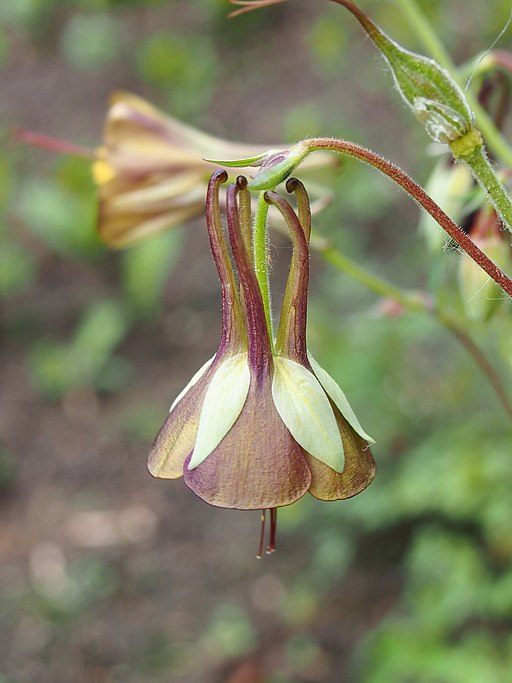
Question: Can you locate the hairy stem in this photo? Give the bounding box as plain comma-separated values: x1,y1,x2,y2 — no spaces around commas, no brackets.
454,143,512,234
305,138,512,298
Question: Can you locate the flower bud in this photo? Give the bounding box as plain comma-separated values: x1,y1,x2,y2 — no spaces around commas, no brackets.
334,0,473,143
207,141,311,191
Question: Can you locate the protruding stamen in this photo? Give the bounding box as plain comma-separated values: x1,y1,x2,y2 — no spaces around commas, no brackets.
267,507,277,554
257,509,266,559
256,508,277,557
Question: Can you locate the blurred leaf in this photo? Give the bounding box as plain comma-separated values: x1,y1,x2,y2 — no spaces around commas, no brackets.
201,604,256,659
282,102,323,143
116,403,165,443
29,299,131,397
0,25,8,69
16,174,103,260
308,10,347,76
59,13,124,70
121,228,183,316
72,298,130,361
0,155,13,214
29,340,75,398
0,241,36,296
0,0,47,28
286,634,323,670
406,527,490,633
0,447,17,492
135,33,217,118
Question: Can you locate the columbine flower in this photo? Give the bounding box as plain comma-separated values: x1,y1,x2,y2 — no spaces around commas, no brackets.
148,170,375,556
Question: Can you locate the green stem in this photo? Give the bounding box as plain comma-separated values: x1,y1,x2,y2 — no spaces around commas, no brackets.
310,233,426,312
395,0,512,167
437,311,512,419
455,142,512,233
309,234,512,418
253,191,274,344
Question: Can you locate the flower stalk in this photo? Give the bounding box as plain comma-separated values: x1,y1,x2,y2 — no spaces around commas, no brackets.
230,0,512,233
242,137,512,299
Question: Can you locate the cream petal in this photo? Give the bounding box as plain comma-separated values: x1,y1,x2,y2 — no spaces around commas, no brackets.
188,353,250,470
308,353,375,444
169,355,215,412
272,357,345,473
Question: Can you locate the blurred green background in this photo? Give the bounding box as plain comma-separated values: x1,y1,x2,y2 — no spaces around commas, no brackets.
1,1,511,681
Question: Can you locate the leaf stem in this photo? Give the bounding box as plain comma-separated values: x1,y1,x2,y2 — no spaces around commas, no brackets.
309,233,426,311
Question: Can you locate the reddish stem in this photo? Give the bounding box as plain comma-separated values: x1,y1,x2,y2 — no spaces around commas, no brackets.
307,137,512,299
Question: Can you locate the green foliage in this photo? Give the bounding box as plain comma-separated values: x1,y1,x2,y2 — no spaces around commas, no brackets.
308,10,347,76
59,13,124,69
29,299,131,398
0,242,36,295
17,159,103,261
201,604,257,658
121,228,183,316
135,33,218,118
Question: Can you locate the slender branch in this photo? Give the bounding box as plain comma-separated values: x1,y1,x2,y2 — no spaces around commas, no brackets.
437,311,512,419
305,138,512,298
309,233,427,311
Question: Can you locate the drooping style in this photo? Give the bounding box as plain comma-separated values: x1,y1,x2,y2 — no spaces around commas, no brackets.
148,170,375,555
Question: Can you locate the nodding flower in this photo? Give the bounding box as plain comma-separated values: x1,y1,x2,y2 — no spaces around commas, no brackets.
148,170,375,556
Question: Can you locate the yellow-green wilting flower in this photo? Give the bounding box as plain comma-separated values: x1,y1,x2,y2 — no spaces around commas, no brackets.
93,92,278,248
16,92,334,250
148,170,375,556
